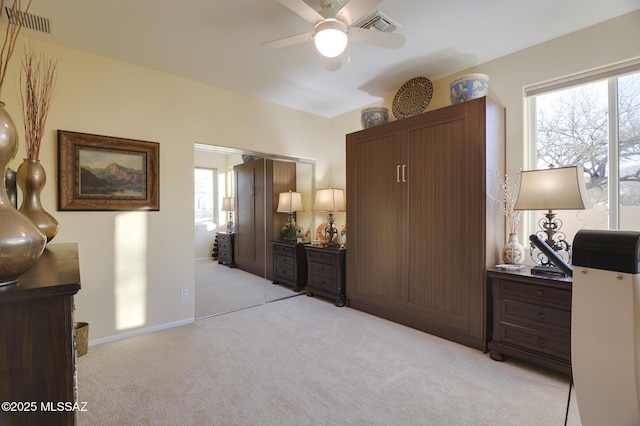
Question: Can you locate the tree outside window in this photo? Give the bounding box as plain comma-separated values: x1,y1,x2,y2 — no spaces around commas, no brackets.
531,71,640,233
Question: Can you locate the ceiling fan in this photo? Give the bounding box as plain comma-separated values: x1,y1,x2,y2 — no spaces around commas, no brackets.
262,0,406,71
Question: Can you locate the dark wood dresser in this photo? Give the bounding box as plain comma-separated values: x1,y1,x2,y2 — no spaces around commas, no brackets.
0,243,81,426
305,246,346,307
271,241,308,292
487,267,572,375
216,232,236,267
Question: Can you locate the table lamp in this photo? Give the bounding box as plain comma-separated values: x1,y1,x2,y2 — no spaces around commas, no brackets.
277,190,304,241
313,187,346,247
514,165,591,274
221,196,235,233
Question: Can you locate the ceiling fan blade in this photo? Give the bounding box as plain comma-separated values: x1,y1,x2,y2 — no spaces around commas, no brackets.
278,0,325,23
324,56,342,71
348,27,405,49
262,31,314,49
336,0,383,25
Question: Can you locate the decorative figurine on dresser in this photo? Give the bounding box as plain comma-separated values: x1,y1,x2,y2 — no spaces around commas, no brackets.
271,240,308,292
305,245,346,307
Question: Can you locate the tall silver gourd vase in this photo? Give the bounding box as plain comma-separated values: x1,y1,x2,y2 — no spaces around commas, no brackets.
17,158,59,242
0,102,46,286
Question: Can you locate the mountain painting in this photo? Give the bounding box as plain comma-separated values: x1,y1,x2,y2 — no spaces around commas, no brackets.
78,148,145,197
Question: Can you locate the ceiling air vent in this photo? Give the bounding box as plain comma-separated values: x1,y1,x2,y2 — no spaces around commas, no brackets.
4,7,51,34
355,10,399,33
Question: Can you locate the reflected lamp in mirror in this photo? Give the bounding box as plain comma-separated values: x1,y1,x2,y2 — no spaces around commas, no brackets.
514,165,591,273
277,190,304,241
221,197,235,233
313,188,346,247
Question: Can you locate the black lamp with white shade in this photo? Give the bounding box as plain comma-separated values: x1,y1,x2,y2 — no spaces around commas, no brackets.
277,190,304,241
514,165,591,275
221,196,235,233
313,187,346,247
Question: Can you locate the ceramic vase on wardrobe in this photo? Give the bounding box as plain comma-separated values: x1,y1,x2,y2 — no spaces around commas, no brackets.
17,158,59,242
0,102,47,286
502,233,525,264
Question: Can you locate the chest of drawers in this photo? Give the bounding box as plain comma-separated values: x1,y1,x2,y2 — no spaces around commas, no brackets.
271,241,308,292
487,268,572,375
305,246,346,307
216,232,236,267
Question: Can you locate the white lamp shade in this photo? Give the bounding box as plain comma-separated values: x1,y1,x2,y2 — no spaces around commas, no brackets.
313,188,346,212
221,197,234,211
514,166,591,211
314,19,348,58
277,191,304,213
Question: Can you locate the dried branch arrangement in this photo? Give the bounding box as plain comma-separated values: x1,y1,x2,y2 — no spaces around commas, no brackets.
0,0,32,98
488,169,523,235
19,46,58,160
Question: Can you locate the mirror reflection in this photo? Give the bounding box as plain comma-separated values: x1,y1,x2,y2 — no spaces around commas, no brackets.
194,143,315,319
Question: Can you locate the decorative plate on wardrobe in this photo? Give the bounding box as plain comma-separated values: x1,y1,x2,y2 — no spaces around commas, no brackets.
392,76,434,119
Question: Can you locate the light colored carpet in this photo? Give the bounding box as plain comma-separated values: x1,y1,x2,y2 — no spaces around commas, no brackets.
77,295,580,425
195,259,298,318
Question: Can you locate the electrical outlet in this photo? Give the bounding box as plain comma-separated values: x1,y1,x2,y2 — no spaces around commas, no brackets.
180,289,188,301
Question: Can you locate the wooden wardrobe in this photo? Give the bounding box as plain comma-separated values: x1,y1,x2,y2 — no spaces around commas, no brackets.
234,158,296,279
345,97,504,351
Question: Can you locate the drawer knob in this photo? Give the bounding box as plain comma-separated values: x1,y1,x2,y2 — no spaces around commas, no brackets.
536,289,544,297
537,337,545,346
537,312,545,321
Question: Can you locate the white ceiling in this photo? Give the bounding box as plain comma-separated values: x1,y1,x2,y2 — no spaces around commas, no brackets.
18,0,640,118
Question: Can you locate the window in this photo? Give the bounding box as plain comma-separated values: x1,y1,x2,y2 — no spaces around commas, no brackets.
526,62,640,235
194,167,218,231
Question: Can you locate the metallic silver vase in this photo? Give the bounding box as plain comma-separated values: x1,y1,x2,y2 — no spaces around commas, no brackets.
17,158,59,242
0,102,46,286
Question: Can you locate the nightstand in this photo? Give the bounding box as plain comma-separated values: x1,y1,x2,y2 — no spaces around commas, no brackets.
216,232,236,267
305,245,346,307
271,240,308,292
487,267,572,375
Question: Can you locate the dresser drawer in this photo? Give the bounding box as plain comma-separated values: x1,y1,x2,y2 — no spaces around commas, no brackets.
499,324,570,360
308,274,338,293
274,264,295,280
274,253,295,268
499,280,571,307
306,249,339,264
309,261,337,279
501,298,571,332
273,243,295,256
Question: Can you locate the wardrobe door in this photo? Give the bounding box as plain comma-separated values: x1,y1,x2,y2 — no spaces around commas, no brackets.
346,130,408,306
406,98,487,345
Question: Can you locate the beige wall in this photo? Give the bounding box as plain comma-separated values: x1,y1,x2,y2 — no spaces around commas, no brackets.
6,10,638,343
4,37,332,343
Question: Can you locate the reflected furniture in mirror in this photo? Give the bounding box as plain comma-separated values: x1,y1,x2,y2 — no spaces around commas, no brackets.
194,143,315,319
234,158,296,280
215,232,236,267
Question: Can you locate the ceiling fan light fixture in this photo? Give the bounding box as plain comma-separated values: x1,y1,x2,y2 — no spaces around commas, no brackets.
314,19,348,58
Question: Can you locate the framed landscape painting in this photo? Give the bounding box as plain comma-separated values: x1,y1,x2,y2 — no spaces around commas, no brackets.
57,130,160,211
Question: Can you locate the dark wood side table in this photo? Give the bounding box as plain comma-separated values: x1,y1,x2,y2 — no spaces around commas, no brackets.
216,232,236,267
487,267,572,375
271,240,308,292
305,245,346,307
0,243,81,426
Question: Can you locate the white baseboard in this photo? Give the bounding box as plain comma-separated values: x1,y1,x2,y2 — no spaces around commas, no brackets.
88,318,195,347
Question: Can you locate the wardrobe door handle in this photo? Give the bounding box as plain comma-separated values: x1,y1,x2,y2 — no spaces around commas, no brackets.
397,165,401,183
402,165,407,182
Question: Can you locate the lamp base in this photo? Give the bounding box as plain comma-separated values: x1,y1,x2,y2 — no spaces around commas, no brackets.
531,264,567,277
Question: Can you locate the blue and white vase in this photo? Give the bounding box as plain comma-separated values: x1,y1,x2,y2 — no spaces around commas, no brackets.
502,233,525,264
